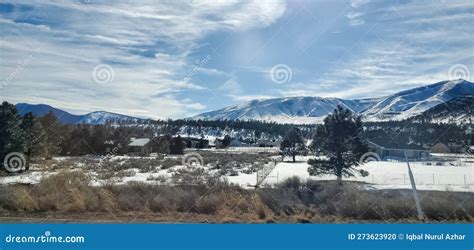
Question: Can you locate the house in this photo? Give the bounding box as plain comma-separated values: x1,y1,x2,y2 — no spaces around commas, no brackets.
431,142,451,154
182,137,209,149
368,140,431,160
229,138,246,147
127,137,154,155
256,139,280,148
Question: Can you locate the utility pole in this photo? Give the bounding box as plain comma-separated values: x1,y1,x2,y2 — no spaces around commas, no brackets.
404,150,425,220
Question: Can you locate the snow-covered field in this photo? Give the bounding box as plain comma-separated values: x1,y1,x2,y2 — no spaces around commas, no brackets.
1,154,473,192
229,156,474,192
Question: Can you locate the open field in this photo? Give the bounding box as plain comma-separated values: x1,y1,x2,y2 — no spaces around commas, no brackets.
0,172,472,223
0,149,472,222
1,150,472,192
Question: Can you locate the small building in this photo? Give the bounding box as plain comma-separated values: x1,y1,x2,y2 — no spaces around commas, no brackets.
256,139,280,148
128,137,153,155
229,138,246,147
431,142,451,154
368,140,431,160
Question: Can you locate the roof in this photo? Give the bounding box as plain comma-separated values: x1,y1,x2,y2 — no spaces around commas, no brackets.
128,138,151,147
368,139,429,151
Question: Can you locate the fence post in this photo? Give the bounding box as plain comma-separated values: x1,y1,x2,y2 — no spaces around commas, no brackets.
404,150,425,221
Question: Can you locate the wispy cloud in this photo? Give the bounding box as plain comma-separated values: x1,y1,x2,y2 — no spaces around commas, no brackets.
0,0,472,117
304,0,474,99
0,0,286,118
346,0,369,26
350,0,370,8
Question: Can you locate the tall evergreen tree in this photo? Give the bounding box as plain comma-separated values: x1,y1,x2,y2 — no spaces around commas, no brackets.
38,111,63,159
280,127,306,162
308,106,369,184
89,125,107,155
20,112,50,157
222,135,232,148
0,102,27,172
169,136,185,154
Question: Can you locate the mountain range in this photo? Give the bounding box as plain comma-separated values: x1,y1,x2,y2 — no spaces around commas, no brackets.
15,103,146,125
193,79,474,124
410,95,473,124
13,79,474,125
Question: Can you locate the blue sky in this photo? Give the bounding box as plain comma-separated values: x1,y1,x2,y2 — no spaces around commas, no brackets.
0,0,473,119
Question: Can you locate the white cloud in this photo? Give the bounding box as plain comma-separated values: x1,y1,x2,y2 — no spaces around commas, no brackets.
347,0,369,26
228,94,275,102
0,0,287,118
310,0,474,99
350,0,370,8
348,18,365,26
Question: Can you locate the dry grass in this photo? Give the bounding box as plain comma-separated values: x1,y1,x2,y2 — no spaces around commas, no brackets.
258,178,474,221
0,173,472,222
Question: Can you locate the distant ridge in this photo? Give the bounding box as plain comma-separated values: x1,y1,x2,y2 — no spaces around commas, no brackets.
15,103,146,125
12,79,474,125
193,79,474,124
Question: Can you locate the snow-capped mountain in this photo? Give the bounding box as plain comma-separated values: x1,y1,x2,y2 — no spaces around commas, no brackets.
361,79,474,121
193,97,377,124
410,95,473,124
15,103,145,125
193,79,474,124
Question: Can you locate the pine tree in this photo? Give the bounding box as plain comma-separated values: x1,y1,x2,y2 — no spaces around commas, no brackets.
20,112,52,161
222,135,232,148
280,127,306,162
307,106,369,184
153,135,171,154
0,102,27,172
90,125,107,155
39,111,63,159
169,136,185,154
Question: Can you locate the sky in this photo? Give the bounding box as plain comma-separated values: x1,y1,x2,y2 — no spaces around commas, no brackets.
0,0,473,119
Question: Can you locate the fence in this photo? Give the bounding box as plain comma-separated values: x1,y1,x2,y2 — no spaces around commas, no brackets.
256,161,277,187
366,172,471,187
